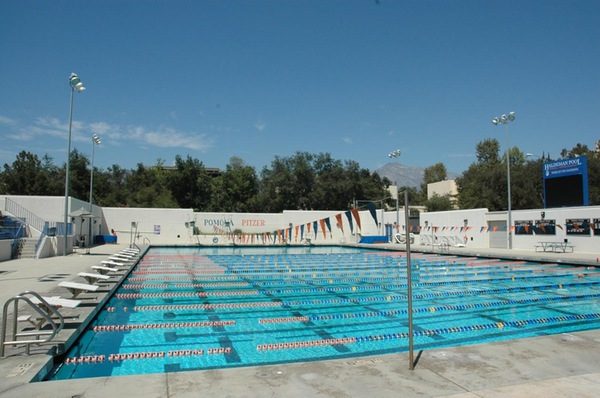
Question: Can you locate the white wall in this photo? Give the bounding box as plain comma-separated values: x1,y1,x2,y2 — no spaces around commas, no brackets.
36,236,71,258
420,208,489,248
194,210,380,245
2,195,65,222
0,240,11,262
101,207,195,246
427,180,458,199
4,195,600,254
510,206,600,252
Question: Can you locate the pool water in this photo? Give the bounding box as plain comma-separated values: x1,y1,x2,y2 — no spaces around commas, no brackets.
48,246,600,380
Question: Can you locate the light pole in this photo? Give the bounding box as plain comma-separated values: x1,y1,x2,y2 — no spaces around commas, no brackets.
492,111,516,250
63,73,86,256
87,133,101,251
386,149,414,370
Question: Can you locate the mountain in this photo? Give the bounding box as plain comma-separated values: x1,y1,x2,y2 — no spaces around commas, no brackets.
374,163,460,188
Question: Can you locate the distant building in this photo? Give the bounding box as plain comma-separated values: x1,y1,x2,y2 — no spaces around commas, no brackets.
155,165,221,177
427,180,458,208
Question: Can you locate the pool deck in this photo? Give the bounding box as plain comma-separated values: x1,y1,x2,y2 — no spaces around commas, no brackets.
1,244,599,397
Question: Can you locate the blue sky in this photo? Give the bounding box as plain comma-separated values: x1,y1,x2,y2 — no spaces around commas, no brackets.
1,0,598,174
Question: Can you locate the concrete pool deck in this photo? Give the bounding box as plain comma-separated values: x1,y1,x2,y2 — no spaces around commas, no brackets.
0,244,599,397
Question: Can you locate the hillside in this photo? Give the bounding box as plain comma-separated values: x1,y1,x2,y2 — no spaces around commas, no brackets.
375,163,459,188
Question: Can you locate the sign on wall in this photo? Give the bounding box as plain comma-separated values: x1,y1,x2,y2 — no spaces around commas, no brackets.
534,219,556,235
565,218,590,235
543,156,589,208
153,225,161,235
593,219,600,236
514,220,533,235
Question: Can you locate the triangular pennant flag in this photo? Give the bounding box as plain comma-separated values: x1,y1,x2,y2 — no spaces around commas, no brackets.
324,217,332,237
350,208,362,230
313,221,318,239
300,224,305,240
294,225,299,242
307,222,312,234
366,202,378,225
345,210,354,233
335,214,344,233
319,219,327,239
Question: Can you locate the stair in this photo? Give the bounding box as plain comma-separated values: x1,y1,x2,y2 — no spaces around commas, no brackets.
18,238,38,259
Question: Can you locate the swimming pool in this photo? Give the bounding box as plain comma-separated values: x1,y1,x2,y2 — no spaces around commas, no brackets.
48,246,600,380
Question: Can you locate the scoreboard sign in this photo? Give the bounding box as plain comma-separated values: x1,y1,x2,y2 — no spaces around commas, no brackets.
543,156,589,208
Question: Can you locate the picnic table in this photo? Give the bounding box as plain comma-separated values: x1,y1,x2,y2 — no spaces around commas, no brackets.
535,241,574,253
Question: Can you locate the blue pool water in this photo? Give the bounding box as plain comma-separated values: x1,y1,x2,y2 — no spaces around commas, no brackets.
48,246,600,380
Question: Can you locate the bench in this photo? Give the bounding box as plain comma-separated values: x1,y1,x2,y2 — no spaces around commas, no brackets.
535,242,575,253
58,281,99,298
78,272,111,284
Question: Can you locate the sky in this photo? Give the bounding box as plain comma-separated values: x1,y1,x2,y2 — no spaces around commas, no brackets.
1,0,599,175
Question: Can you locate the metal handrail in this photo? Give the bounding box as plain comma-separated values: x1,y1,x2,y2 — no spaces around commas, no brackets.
0,291,65,357
4,198,49,234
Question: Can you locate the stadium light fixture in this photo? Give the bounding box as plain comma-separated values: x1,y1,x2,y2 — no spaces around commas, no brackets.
63,73,86,256
491,111,516,249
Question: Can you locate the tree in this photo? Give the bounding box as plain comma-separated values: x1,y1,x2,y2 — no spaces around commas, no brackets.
424,194,454,212
457,139,506,210
168,155,212,210
420,162,448,204
67,149,92,202
126,162,178,208
476,139,501,164
0,151,56,195
208,157,259,212
94,164,129,207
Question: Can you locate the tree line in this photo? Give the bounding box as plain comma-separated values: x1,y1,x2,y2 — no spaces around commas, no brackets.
0,151,389,213
1,140,598,213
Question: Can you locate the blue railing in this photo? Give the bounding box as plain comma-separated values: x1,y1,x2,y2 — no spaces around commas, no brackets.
0,216,26,240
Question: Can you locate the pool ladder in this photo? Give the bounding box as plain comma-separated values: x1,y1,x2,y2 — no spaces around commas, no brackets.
0,291,64,357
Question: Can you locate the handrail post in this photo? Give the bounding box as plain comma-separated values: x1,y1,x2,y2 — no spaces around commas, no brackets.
404,190,415,370
1,291,64,357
